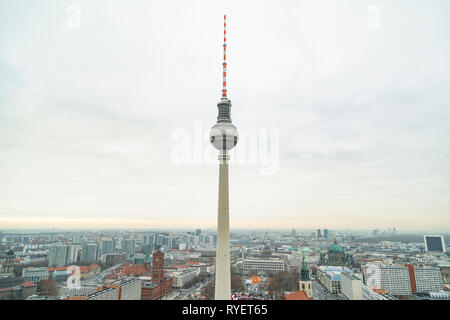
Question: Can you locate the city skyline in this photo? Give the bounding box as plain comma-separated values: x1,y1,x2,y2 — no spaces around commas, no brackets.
1,226,448,301
0,222,449,235
1,1,450,230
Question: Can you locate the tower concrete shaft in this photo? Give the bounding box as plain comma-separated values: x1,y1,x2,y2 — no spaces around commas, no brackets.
215,151,231,299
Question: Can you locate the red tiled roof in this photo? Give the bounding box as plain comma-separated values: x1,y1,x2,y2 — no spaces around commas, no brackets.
105,272,118,279
48,267,68,272
21,281,37,288
78,264,100,274
284,290,313,300
169,265,188,269
79,266,89,273
119,264,148,277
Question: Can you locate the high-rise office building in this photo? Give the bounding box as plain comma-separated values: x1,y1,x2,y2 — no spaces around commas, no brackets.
185,234,196,250
155,234,164,246
48,245,68,267
317,229,322,238
81,243,99,264
405,265,444,293
123,239,136,258
143,234,155,255
48,244,80,267
162,236,173,250
203,235,214,246
424,235,446,252
144,234,154,246
323,229,329,239
66,245,80,265
101,239,115,255
362,264,412,296
364,263,444,296
195,229,202,236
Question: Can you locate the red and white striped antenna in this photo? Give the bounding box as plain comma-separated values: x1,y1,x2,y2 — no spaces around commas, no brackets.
222,14,227,99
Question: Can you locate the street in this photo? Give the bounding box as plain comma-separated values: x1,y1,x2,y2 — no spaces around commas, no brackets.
164,275,213,300
81,263,122,286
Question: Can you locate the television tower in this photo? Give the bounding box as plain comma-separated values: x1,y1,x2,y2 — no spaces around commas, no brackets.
209,14,238,300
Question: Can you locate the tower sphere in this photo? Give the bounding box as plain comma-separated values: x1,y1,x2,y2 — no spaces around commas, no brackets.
209,122,238,151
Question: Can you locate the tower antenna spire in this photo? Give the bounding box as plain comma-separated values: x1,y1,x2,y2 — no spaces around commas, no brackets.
222,14,227,98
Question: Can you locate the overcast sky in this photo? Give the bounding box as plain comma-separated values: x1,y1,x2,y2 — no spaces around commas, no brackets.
1,0,449,231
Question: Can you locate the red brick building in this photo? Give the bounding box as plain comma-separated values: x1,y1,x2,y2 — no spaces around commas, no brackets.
141,277,173,300
152,251,164,283
141,251,172,300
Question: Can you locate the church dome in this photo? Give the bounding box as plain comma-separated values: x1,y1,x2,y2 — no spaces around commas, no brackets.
328,240,344,254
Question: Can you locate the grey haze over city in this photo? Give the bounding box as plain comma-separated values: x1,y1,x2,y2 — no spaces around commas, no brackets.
1,0,450,231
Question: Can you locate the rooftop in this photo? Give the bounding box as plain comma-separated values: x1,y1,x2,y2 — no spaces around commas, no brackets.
318,266,351,272
341,273,361,281
284,290,313,300
328,239,345,254
21,281,37,288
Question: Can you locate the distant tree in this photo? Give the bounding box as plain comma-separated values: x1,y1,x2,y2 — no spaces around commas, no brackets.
201,269,243,300
37,279,58,296
182,275,207,289
231,273,244,292
78,260,93,266
267,270,300,297
13,265,24,277
201,280,215,300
